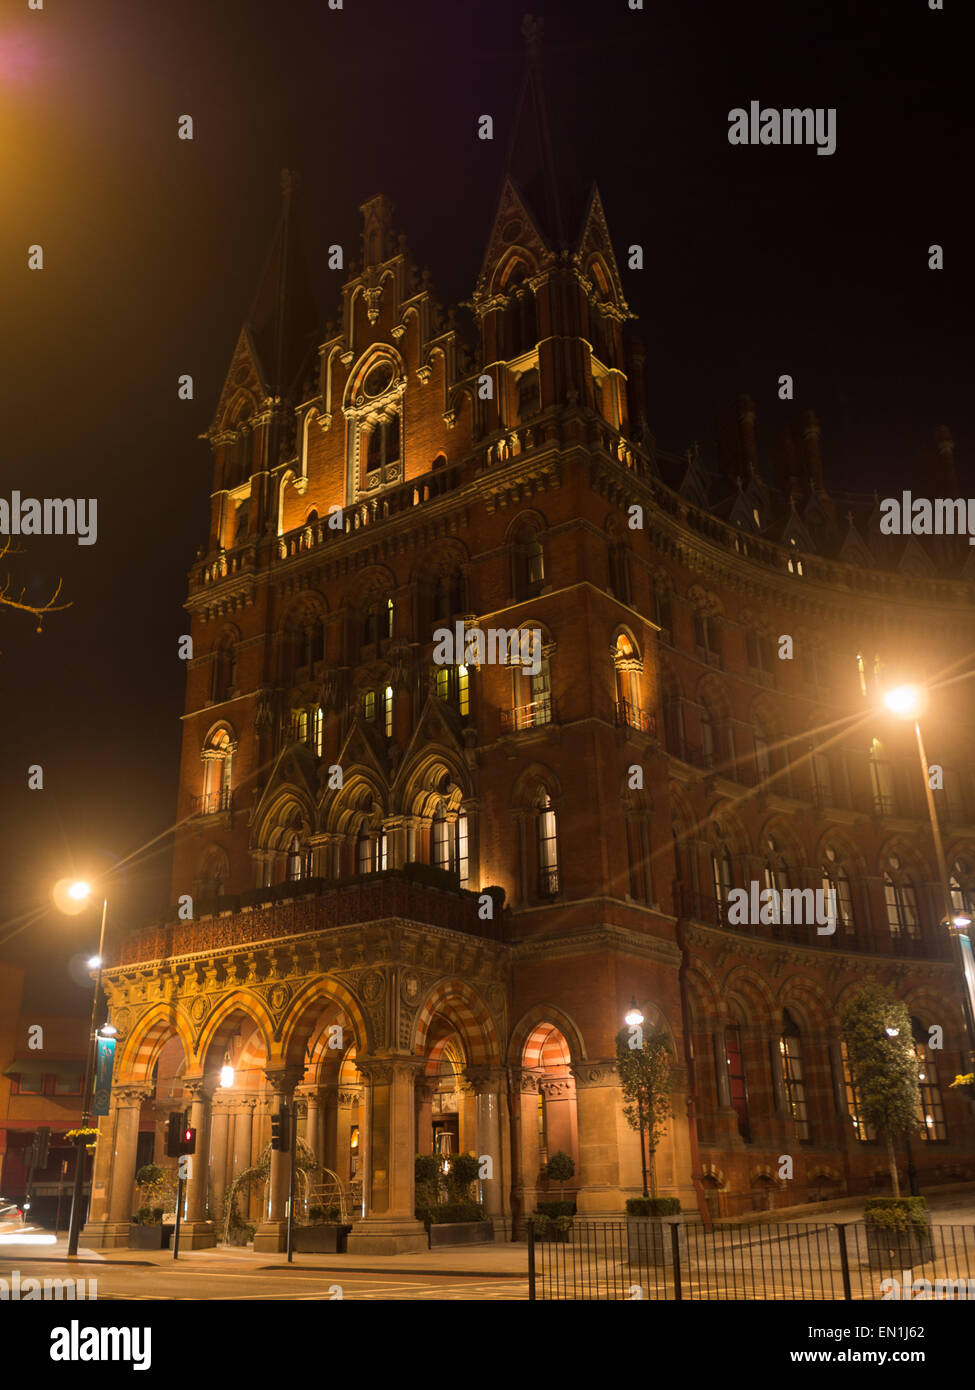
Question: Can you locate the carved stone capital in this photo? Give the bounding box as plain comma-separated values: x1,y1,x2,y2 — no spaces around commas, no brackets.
263,1067,305,1097
464,1066,506,1095
182,1073,220,1104
114,1084,153,1108
569,1059,619,1090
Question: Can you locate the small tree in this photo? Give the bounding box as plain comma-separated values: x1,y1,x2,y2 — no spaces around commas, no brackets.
446,1151,480,1200
134,1164,173,1222
543,1150,575,1198
615,1026,673,1200
841,982,920,1198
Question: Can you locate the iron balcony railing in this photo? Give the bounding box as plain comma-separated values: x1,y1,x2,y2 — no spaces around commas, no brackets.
501,696,554,732
192,789,233,815
615,700,656,735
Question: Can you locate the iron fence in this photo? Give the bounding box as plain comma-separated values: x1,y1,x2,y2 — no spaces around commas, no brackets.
528,1219,975,1301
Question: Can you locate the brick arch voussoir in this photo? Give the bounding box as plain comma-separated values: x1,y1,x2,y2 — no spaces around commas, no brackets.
194,992,275,1074
508,1004,587,1069
278,977,372,1071
113,1004,195,1084
412,978,499,1067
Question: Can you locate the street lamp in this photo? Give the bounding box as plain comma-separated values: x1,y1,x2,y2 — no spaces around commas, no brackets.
623,1000,649,1198
55,880,109,1258
883,685,975,1062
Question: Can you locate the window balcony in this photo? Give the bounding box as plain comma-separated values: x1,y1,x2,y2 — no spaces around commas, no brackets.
192,789,233,815
615,700,656,735
501,696,554,732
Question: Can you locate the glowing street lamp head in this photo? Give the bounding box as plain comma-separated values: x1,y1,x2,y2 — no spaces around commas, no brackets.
220,1065,235,1089
87,955,102,971
952,912,973,929
68,881,91,901
885,1026,899,1038
883,685,924,718
624,997,644,1027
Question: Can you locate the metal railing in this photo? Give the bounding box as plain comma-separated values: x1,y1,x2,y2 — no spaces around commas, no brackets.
192,789,233,815
615,700,656,735
528,1219,975,1301
501,696,554,732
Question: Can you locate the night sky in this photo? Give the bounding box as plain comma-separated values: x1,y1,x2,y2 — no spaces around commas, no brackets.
0,0,970,1010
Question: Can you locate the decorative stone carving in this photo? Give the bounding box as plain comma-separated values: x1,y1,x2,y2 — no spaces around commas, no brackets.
359,969,385,1004
400,971,420,1005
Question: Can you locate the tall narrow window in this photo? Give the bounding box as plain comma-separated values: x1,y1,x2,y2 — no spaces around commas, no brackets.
431,802,449,870
870,739,896,815
822,853,855,935
725,1024,751,1141
357,831,373,875
779,1010,810,1141
456,811,469,886
841,1040,876,1141
537,793,559,897
754,717,771,781
362,690,376,723
811,750,833,805
386,598,394,640
384,685,393,737
856,652,868,697
286,835,309,882
314,705,324,757
912,1018,946,1142
884,871,920,939
653,589,673,642
458,664,470,717
700,708,715,769
712,849,733,917
526,537,544,588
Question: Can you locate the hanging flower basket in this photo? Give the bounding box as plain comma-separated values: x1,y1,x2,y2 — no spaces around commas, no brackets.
65,1128,99,1153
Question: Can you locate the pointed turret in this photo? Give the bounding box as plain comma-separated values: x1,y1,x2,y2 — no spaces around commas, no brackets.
245,169,320,400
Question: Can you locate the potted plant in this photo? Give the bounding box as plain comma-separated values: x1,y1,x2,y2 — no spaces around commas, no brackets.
291,1203,353,1254
624,1196,685,1267
417,1153,494,1246
864,1197,933,1270
130,1166,174,1249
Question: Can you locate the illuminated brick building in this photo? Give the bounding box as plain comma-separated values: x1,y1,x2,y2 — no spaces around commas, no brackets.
85,40,975,1252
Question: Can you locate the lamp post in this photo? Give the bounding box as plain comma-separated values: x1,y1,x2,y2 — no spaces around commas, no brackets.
623,998,649,1199
883,686,975,1063
60,882,109,1258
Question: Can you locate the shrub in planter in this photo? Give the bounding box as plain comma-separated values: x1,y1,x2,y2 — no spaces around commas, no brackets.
626,1197,685,1268
626,1197,681,1218
226,1222,255,1247
543,1151,575,1200
446,1152,481,1200
308,1205,325,1223
428,1200,485,1225
536,1200,576,1220
864,1197,932,1269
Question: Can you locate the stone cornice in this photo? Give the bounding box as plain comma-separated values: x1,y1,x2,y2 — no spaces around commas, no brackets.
682,920,957,978
510,921,681,968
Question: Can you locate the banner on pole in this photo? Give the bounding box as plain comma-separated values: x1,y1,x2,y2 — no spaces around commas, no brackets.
93,1036,116,1116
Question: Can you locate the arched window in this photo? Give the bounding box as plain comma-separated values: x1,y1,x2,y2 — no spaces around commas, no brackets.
694,612,721,664
201,729,233,814
652,588,673,644
313,706,324,757
911,1018,946,1142
700,707,715,770
516,368,540,419
366,413,400,475
356,830,373,875
537,793,559,898
762,845,789,927
724,1024,751,1141
212,636,237,704
362,690,376,724
821,847,855,935
512,651,551,730
884,869,920,939
779,1009,810,1141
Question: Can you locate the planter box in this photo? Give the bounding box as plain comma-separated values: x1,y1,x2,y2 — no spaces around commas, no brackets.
130,1224,172,1250
626,1216,686,1269
291,1223,352,1254
428,1220,495,1248
864,1224,934,1271
530,1224,571,1242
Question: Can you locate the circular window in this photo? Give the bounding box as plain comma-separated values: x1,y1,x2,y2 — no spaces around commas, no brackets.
364,363,394,398
502,219,523,243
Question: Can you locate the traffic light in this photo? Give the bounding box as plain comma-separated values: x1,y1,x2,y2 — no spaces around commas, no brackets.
34,1126,50,1169
166,1113,196,1156
270,1107,290,1152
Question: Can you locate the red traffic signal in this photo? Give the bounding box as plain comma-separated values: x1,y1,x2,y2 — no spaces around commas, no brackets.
181,1126,196,1155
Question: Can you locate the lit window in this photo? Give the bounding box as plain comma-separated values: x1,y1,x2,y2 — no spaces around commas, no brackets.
384,685,393,737
314,706,324,757
725,1024,750,1141
458,665,469,717
884,871,920,939
912,1019,946,1142
363,690,375,723
537,794,559,897
780,1011,810,1141
841,1040,876,1141
856,652,867,697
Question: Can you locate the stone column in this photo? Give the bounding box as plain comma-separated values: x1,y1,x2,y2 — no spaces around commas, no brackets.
180,1074,218,1249
232,1097,256,1179
320,1083,338,1173
414,1075,436,1156
208,1096,232,1233
303,1087,322,1167
336,1087,358,1182
510,1069,542,1231
82,1084,151,1249
253,1068,303,1253
466,1066,505,1227
347,1057,426,1255
569,1059,633,1216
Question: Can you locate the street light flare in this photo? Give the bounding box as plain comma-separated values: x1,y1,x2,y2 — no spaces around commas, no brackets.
883,685,924,717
